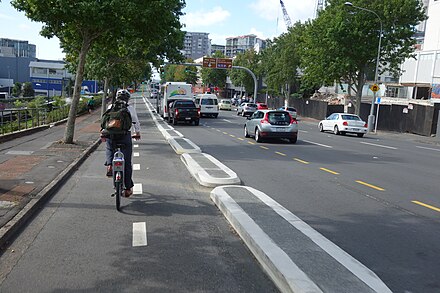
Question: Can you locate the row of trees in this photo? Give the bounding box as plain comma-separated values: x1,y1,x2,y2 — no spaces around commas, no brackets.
160,0,426,116
11,0,186,143
11,0,425,142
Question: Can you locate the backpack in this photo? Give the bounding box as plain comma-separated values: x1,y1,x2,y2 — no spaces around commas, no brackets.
101,100,132,136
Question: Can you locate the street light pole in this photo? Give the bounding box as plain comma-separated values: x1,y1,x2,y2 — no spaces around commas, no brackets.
345,2,383,133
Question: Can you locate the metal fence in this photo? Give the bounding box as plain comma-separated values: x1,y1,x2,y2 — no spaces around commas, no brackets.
0,106,70,135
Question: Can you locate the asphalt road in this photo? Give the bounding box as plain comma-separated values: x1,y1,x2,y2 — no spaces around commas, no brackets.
0,97,278,292
174,107,440,293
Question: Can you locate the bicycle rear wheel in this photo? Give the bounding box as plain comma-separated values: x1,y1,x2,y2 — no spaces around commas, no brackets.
115,181,122,211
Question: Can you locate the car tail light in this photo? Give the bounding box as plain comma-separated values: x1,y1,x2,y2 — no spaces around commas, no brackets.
260,113,270,124
343,121,348,126
175,109,179,117
290,114,297,124
197,108,201,117
364,123,368,128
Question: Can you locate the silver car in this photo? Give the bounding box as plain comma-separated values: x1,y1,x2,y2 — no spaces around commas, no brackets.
244,110,298,143
237,103,257,116
318,113,367,137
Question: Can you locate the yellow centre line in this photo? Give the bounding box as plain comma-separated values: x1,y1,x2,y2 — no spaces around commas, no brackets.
260,146,269,150
412,201,440,212
216,129,221,132
320,167,339,175
223,132,228,135
355,180,385,191
229,134,236,138
275,152,286,156
237,138,245,141
294,158,309,164
248,141,255,145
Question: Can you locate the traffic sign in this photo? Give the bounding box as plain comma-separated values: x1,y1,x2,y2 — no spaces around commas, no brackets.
203,57,216,68
216,58,233,69
370,84,380,92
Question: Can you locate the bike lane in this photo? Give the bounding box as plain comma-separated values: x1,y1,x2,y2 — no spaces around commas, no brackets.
0,96,278,292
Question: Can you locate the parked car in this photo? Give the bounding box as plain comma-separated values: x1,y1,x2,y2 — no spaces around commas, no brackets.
218,99,232,111
318,113,367,137
244,110,298,143
257,103,268,110
194,94,219,118
277,106,297,119
168,99,200,126
237,103,257,116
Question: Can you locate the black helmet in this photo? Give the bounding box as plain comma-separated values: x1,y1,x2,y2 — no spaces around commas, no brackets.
116,89,130,101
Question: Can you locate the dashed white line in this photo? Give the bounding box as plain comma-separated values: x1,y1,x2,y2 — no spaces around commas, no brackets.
222,119,233,123
133,183,142,194
132,222,147,247
134,144,139,148
360,142,397,150
133,164,140,171
416,145,440,152
302,140,333,148
133,152,140,157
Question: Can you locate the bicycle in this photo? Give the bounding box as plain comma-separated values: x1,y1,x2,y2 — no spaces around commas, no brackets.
111,143,126,211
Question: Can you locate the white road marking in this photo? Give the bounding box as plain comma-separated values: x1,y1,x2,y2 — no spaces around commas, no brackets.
223,119,233,123
360,141,397,150
133,164,140,170
416,145,440,152
299,130,308,133
134,144,139,148
133,152,140,157
302,140,333,148
133,183,142,194
132,222,147,247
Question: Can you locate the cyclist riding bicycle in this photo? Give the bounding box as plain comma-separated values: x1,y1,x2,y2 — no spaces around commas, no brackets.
101,89,141,197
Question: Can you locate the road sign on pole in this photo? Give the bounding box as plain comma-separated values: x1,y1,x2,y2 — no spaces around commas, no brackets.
370,84,380,92
216,58,233,69
202,57,217,68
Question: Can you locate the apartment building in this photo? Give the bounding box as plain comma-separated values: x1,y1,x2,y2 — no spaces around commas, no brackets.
183,32,210,60
225,34,266,57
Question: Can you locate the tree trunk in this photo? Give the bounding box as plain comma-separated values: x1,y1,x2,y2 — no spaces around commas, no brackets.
355,70,364,116
101,77,109,117
63,38,92,144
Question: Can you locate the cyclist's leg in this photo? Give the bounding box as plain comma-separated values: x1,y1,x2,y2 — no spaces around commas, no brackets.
120,133,134,190
105,138,114,166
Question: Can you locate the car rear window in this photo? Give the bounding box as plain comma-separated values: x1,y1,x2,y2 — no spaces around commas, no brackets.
267,112,291,123
341,115,361,120
201,98,217,105
247,103,257,107
287,107,296,111
222,100,231,104
175,101,195,108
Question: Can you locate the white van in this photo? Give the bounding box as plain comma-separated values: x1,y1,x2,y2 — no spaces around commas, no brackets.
158,82,192,120
194,94,219,118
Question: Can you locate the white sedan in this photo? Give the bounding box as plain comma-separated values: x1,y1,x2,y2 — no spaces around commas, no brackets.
318,113,367,137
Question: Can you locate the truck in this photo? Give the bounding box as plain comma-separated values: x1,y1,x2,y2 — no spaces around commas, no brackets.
169,99,200,126
158,82,192,120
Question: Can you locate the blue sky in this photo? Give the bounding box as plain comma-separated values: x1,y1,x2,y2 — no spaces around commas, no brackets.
0,0,316,60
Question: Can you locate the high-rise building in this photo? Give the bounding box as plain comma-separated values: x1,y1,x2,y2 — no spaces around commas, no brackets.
225,34,266,57
0,38,36,58
210,44,225,56
183,32,210,60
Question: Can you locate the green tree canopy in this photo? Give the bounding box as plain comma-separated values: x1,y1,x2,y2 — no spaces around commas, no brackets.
229,49,260,95
301,0,426,114
12,0,185,143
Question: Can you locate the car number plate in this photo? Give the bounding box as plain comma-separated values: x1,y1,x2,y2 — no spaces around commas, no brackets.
272,127,287,132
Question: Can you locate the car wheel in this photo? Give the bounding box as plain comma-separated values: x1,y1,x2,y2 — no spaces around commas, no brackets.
237,110,240,116
334,125,340,135
289,136,297,144
194,119,200,126
244,126,250,138
357,133,364,138
255,129,263,143
319,123,324,132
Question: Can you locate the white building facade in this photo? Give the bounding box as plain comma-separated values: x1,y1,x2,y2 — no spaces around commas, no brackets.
400,0,440,100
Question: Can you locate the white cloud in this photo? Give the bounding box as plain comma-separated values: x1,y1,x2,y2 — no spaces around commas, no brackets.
0,13,13,20
249,27,265,40
181,6,231,30
209,33,229,45
250,0,315,23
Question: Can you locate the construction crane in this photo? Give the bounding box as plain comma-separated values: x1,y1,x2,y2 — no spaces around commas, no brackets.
279,0,292,28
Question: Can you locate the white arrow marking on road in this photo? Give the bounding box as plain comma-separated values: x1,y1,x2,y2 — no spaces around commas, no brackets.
302,140,333,148
360,142,397,150
133,164,140,171
132,222,147,247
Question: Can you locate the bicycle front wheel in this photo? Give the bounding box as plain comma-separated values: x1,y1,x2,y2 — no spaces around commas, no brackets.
115,181,122,211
